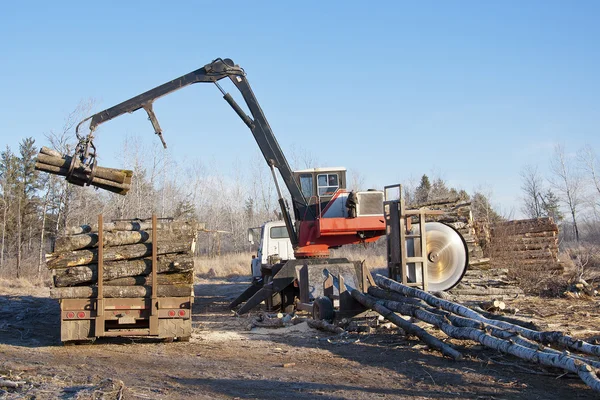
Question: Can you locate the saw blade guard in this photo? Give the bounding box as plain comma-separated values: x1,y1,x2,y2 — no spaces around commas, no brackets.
407,222,468,291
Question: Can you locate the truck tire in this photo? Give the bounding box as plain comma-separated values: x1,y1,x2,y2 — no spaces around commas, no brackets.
312,296,334,321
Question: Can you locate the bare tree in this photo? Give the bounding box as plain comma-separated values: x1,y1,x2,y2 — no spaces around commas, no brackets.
520,165,545,218
579,145,600,205
549,144,584,242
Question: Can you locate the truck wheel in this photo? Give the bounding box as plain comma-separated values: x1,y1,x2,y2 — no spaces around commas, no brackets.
312,296,334,321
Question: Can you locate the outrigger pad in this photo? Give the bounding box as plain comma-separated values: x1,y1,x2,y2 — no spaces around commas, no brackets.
228,278,264,310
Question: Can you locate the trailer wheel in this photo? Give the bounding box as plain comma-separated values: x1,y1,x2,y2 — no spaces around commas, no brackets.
312,296,334,321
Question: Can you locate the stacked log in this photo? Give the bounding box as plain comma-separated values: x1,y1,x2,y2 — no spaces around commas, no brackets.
357,275,600,393
489,218,561,272
47,220,199,299
34,146,133,195
410,197,486,265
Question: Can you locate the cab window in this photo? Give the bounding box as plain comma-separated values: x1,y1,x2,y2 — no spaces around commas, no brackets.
270,226,289,239
299,174,314,199
317,173,339,196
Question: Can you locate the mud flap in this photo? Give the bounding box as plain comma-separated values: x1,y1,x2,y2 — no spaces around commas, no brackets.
158,318,191,340
61,319,93,342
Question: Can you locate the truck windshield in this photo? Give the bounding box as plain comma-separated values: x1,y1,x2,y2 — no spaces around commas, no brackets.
270,226,289,239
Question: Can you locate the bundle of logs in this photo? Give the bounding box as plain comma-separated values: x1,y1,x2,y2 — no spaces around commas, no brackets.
352,274,600,392
35,146,133,195
47,220,200,299
489,217,561,271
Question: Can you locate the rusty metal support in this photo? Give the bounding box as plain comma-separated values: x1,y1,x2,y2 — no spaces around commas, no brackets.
149,214,159,335
96,214,105,336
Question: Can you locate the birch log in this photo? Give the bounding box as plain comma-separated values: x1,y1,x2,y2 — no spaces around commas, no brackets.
368,294,600,392
375,274,600,357
350,288,463,360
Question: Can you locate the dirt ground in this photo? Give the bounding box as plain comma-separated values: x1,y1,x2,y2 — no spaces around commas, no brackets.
1,278,600,399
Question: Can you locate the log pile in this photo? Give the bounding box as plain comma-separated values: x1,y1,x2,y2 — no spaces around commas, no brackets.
34,146,133,195
47,219,199,299
411,197,520,296
564,278,598,300
357,274,600,393
448,266,524,299
489,218,561,271
410,197,486,265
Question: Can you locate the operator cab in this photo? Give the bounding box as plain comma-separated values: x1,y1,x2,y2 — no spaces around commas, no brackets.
293,167,347,217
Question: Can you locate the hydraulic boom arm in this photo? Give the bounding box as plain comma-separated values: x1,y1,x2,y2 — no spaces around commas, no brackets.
75,58,311,245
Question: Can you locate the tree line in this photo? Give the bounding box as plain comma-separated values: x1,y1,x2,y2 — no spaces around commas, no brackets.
1,106,598,280
521,144,600,244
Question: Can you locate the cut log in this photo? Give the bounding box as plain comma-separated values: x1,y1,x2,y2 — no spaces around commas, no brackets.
50,285,192,299
46,242,191,269
52,254,194,287
350,288,463,360
53,229,195,252
448,287,524,296
307,319,345,334
480,299,506,311
464,268,508,276
40,146,63,158
65,220,203,235
103,271,193,286
467,258,492,267
492,218,558,234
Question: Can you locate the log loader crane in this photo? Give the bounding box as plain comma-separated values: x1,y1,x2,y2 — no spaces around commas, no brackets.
70,58,468,319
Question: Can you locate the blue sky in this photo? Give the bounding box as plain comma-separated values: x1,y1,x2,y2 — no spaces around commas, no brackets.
1,1,598,216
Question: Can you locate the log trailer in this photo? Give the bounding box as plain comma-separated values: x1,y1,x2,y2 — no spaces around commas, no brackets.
68,57,469,322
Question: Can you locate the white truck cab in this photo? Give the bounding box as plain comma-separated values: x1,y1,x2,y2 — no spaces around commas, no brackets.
248,221,295,278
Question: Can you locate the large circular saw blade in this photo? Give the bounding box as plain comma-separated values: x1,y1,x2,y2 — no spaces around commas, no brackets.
408,222,468,291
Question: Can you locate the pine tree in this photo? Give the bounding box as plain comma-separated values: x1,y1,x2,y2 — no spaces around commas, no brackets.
0,147,19,270
415,174,431,204
541,189,563,223
16,137,41,277
471,192,503,224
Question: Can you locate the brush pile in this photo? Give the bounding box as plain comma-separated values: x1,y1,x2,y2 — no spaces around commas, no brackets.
353,274,600,392
47,219,200,299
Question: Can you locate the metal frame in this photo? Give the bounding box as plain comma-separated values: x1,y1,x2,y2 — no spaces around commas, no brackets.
59,214,193,342
384,184,444,291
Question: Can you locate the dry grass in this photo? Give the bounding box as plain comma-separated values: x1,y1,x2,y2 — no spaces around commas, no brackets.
194,246,387,280
0,277,51,297
195,253,253,278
